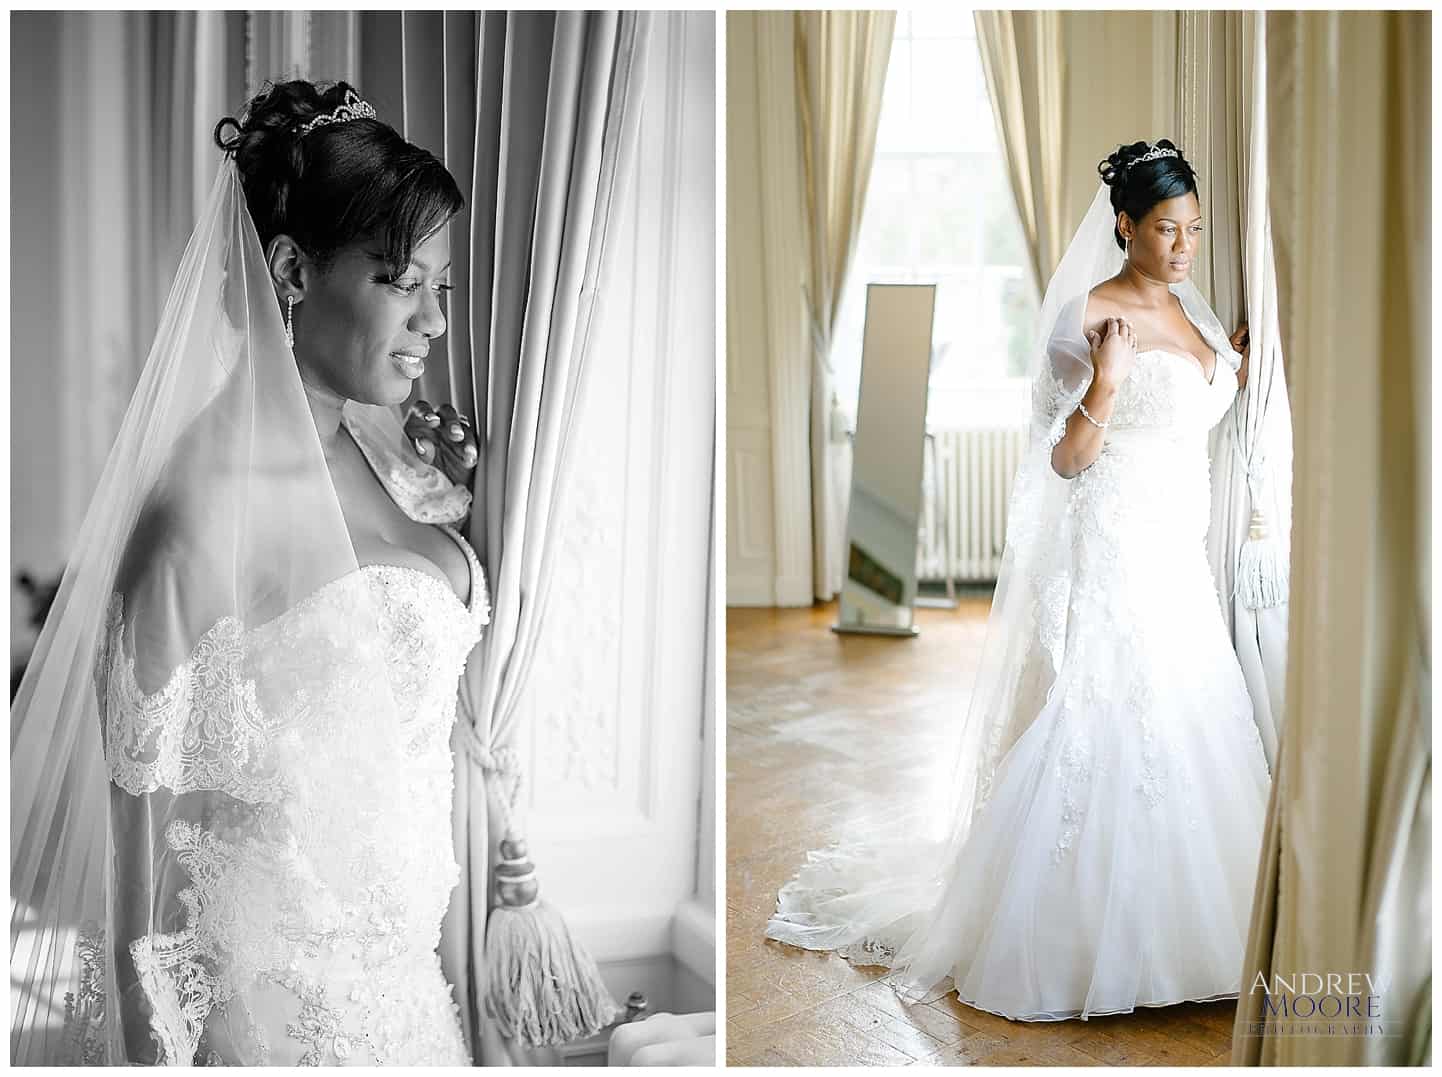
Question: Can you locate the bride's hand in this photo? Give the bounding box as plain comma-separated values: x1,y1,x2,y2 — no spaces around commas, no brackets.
405,400,478,488
1090,317,1137,388
1230,321,1250,391
1229,321,1250,361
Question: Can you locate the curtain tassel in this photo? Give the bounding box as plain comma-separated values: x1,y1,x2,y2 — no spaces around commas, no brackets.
484,838,619,1048
1237,507,1289,610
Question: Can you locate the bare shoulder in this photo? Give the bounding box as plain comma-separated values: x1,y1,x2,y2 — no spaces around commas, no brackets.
1084,280,1129,334
113,455,251,612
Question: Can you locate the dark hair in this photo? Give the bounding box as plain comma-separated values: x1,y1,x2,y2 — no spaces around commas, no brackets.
214,80,464,277
1097,139,1199,251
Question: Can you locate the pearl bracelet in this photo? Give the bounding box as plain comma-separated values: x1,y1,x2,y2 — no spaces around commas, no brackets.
1077,401,1109,430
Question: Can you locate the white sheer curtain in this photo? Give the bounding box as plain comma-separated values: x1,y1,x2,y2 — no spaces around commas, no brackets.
1177,11,1292,767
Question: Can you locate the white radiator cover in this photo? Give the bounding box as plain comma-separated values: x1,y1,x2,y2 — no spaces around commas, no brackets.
917,426,1029,583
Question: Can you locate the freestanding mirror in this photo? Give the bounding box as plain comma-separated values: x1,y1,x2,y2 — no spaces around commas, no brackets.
834,283,937,637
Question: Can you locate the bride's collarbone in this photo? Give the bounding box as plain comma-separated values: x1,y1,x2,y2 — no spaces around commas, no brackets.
330,459,469,603
1085,297,1214,375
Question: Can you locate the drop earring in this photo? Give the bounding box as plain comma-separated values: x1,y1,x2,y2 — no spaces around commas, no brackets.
285,295,296,349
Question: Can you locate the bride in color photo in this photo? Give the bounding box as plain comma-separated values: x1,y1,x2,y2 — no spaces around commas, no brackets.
767,139,1270,1022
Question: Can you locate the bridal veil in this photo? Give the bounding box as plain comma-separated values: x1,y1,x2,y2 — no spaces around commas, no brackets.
10,160,420,1062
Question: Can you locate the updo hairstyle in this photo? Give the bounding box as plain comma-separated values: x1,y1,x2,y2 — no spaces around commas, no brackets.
1097,139,1199,252
214,80,464,278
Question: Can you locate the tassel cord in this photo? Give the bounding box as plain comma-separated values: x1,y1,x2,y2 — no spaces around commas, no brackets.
456,706,620,1048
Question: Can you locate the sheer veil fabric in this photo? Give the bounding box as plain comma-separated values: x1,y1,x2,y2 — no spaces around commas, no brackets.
10,162,431,1062
767,183,1248,1006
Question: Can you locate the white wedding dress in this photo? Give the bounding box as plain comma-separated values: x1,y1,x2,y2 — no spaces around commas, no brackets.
769,343,1272,1022
75,415,489,1065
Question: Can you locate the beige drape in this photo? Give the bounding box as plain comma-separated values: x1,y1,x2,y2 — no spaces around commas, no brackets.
793,10,894,600
1177,11,1292,768
974,11,1066,291
362,12,653,1062
1233,11,1431,1065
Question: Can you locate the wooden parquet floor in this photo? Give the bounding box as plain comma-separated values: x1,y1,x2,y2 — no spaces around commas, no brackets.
726,601,1239,1067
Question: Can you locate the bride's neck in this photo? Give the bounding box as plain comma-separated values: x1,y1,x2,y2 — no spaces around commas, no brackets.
300,377,346,452
1116,260,1174,306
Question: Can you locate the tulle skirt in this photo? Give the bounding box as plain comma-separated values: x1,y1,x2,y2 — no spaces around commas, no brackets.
768,452,1272,1021
893,655,1267,1019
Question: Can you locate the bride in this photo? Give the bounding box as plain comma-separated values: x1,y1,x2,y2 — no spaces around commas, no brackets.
767,140,1273,1022
11,81,491,1064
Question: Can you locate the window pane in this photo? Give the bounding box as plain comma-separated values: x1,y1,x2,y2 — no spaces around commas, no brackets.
875,42,912,154
909,41,970,153
911,9,974,40
854,158,915,267
836,21,1036,432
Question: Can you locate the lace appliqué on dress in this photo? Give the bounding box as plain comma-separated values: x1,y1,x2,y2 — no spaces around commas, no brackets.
102,540,486,1065
277,975,351,1065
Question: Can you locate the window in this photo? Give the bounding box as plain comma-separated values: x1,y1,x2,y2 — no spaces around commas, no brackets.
831,11,1037,431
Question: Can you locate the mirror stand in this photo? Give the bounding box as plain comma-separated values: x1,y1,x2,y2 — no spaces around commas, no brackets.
832,283,937,638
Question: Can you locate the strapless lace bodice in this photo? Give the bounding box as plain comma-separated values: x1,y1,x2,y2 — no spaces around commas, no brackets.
96,527,488,1065
1068,349,1236,547
1105,348,1235,432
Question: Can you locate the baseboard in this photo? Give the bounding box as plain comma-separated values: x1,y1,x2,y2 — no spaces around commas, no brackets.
569,908,674,964
728,572,816,608
727,572,774,606
772,571,813,607
671,897,716,987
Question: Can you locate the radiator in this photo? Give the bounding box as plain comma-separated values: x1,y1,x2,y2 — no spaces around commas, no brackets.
917,426,1028,583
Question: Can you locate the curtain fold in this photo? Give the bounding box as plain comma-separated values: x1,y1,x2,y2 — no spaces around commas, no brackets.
973,11,1066,291
792,11,894,601
367,11,654,1061
1234,11,1431,1065
33,11,244,569
1179,11,1292,767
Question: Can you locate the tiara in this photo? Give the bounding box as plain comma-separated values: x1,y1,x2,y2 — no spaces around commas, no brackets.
297,89,376,135
1135,145,1179,164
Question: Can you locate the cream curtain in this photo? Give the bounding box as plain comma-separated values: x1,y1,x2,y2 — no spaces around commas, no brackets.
793,10,894,600
973,11,1066,291
1233,11,1431,1065
363,11,654,1062
1177,11,1293,768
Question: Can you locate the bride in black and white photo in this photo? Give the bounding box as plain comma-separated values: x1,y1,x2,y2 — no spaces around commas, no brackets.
11,11,718,1067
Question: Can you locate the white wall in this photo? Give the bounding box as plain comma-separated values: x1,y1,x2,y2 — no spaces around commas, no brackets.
725,12,813,608
516,12,716,987
1059,11,1179,230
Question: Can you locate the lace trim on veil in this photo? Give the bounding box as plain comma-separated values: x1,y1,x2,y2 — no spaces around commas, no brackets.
98,595,285,803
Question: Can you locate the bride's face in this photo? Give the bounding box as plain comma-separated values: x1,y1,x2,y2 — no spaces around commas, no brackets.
294,226,452,407
1121,192,1204,284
